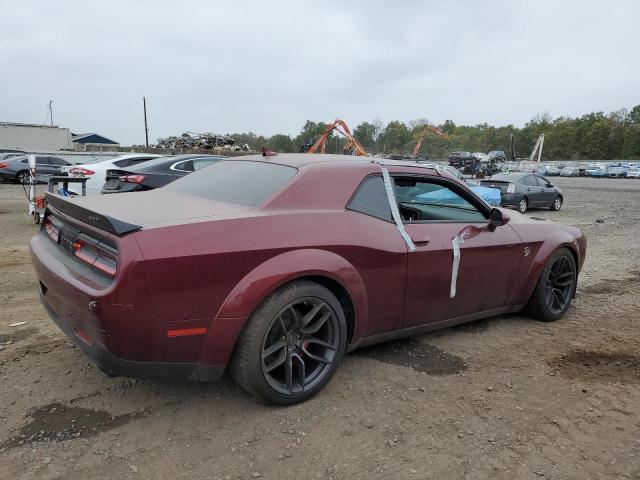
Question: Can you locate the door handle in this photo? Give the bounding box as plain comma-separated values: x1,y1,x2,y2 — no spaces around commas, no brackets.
410,233,430,245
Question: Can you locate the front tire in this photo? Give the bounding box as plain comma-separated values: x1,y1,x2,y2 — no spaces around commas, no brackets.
551,196,562,211
229,280,347,405
518,197,528,214
524,248,577,322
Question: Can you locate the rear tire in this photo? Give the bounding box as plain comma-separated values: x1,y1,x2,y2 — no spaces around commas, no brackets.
229,280,347,405
15,170,29,184
518,197,528,213
524,248,577,322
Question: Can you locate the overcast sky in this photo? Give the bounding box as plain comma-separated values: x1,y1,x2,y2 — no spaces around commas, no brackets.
1,1,638,145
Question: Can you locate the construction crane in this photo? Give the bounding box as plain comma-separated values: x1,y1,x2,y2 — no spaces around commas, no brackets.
305,119,368,156
529,133,545,163
411,124,449,159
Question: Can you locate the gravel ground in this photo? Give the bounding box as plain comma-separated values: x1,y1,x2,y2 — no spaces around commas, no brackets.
1,177,639,480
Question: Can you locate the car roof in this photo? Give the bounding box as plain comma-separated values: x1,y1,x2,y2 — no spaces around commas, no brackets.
489,172,528,180
219,153,443,175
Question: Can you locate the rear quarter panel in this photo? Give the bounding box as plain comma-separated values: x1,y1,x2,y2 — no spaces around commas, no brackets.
134,210,407,366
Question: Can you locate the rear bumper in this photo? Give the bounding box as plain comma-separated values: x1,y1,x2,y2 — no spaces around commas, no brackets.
30,231,224,382
500,192,522,208
40,291,224,381
0,171,16,181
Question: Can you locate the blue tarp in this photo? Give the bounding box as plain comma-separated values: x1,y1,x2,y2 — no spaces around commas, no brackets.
415,186,501,207
470,186,501,206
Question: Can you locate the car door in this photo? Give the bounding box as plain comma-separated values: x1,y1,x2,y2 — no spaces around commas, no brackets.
535,176,556,205
393,174,523,327
48,157,68,175
521,175,544,206
35,156,54,175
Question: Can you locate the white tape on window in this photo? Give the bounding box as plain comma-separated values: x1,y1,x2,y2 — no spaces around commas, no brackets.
380,165,416,252
450,233,464,298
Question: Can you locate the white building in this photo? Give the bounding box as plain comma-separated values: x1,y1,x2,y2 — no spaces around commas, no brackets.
0,122,73,151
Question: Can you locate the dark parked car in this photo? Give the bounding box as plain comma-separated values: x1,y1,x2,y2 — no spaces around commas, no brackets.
488,150,506,162
31,154,585,405
606,166,627,178
479,172,563,213
448,151,484,175
0,154,70,183
102,154,225,194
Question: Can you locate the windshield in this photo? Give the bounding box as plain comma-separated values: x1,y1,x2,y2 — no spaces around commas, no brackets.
165,160,297,206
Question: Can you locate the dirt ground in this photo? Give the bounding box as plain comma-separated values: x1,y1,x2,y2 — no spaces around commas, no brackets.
1,177,639,480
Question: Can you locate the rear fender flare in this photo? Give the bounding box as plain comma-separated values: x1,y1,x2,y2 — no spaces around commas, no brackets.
196,249,368,367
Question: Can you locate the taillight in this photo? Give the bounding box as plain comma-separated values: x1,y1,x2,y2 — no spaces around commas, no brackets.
43,216,60,242
69,168,95,176
118,175,146,184
0,162,8,169
43,215,117,277
72,238,117,276
506,183,516,194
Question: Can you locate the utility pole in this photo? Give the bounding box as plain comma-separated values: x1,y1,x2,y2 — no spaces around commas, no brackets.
45,101,54,126
143,97,149,147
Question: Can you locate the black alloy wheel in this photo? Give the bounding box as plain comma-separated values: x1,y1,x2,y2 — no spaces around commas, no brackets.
545,255,576,315
230,280,347,405
525,248,577,322
261,298,340,395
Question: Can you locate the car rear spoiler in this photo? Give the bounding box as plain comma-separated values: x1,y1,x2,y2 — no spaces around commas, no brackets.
45,192,142,236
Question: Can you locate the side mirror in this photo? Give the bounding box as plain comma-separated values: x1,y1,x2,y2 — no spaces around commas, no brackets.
489,208,510,230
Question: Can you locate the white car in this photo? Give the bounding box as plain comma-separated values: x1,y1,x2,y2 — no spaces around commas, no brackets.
626,169,640,179
64,154,161,195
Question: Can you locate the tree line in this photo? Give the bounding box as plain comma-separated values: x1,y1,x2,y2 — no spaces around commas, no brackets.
186,105,640,161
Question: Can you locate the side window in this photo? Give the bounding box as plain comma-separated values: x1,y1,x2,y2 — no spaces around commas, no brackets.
192,157,219,171
523,175,537,186
113,158,152,167
36,156,51,165
394,176,487,223
113,159,129,167
129,157,154,165
347,175,392,221
49,157,67,166
535,176,549,187
20,158,29,164
172,160,194,172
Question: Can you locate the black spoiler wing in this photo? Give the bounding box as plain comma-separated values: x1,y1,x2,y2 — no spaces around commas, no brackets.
45,192,142,236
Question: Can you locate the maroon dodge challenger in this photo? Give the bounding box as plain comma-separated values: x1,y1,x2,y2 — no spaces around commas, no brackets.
30,154,586,404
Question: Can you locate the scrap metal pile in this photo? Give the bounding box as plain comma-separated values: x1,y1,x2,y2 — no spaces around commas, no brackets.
155,132,250,151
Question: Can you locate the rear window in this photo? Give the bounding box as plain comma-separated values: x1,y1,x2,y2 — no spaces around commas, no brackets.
165,160,296,206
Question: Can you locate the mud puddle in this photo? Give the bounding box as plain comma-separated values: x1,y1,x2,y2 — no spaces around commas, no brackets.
354,337,467,375
1,402,146,449
550,350,640,384
581,270,640,295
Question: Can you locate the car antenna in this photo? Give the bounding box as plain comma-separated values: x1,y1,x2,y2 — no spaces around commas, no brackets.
262,146,278,157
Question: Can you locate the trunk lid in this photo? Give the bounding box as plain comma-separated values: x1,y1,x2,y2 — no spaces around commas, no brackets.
479,180,511,193
47,189,252,231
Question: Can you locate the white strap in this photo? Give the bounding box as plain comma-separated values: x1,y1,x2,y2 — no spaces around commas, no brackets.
450,233,465,298
379,165,415,252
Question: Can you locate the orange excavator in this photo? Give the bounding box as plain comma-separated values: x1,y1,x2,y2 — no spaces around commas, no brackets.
411,124,449,159
305,119,368,156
